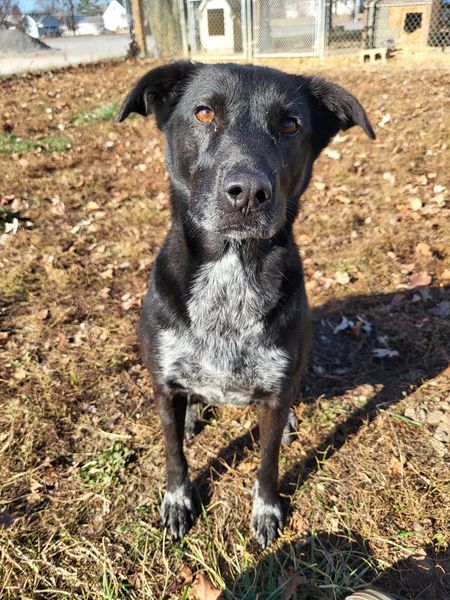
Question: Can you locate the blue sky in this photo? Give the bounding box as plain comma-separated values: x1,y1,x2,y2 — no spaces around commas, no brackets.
17,0,108,13
18,0,37,11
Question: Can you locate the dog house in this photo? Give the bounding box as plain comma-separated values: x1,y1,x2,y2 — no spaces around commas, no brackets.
373,0,437,47
197,0,242,54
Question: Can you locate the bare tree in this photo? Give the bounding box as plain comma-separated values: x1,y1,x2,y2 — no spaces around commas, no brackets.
35,0,76,33
0,0,12,26
143,0,182,57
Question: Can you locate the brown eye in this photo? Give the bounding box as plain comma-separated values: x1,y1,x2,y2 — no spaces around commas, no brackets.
195,106,215,123
280,117,300,135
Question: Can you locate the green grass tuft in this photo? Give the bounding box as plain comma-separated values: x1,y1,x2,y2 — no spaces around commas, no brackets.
0,133,71,154
70,102,120,125
79,442,134,490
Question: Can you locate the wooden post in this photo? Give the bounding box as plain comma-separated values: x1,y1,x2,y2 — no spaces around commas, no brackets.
130,0,147,57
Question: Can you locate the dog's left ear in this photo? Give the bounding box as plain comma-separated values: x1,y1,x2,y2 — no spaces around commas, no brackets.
304,76,375,154
117,61,201,129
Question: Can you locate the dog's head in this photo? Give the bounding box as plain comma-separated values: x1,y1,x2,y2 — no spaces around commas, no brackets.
118,62,375,240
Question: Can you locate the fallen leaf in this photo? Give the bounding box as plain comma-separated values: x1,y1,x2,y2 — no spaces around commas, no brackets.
290,512,309,532
86,201,100,211
333,316,354,334
191,572,222,600
278,567,308,600
383,171,396,184
335,270,350,285
415,242,432,257
167,563,193,594
324,148,341,160
409,197,423,211
13,366,28,380
4,218,19,234
410,271,432,287
378,113,391,127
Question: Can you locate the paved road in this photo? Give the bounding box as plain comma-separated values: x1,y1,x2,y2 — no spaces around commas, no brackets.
0,34,156,76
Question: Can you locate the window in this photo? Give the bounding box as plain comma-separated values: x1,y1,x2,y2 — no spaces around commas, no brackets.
404,12,422,33
207,8,225,36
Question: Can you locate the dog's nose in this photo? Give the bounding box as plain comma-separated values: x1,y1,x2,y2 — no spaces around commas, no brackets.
224,172,272,213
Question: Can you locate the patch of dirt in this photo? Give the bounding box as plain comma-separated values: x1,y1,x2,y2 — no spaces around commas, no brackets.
0,55,449,599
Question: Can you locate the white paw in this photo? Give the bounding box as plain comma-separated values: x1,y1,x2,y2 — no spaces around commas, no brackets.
160,481,195,540
251,483,284,548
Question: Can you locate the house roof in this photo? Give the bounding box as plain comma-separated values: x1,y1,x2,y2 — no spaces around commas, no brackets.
28,13,62,27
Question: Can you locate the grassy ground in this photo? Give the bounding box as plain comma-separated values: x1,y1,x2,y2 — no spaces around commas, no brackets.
0,55,449,600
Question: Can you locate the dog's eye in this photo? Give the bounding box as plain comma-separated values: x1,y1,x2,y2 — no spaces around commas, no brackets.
195,106,215,123
280,117,300,135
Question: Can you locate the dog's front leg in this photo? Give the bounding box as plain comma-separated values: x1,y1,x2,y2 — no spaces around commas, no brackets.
252,401,289,547
157,389,195,540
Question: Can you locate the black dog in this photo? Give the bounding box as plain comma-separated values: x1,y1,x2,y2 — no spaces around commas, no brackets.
118,62,375,547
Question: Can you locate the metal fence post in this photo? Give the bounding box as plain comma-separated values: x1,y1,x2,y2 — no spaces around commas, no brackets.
316,0,328,57
130,0,147,57
178,0,190,59
246,0,254,61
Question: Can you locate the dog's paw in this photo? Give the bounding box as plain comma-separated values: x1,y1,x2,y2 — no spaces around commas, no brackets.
251,484,284,548
160,481,195,540
282,409,298,446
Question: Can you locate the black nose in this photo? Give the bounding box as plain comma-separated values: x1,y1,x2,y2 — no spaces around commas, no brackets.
224,171,272,213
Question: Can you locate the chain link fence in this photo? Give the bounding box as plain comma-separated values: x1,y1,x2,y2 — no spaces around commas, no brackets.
326,0,450,53
0,0,448,76
180,0,450,59
252,0,323,57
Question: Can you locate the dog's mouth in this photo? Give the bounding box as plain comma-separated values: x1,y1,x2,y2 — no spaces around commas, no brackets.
216,225,274,239
216,216,284,240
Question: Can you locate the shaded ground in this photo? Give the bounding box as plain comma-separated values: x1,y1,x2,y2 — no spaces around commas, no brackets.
0,56,449,599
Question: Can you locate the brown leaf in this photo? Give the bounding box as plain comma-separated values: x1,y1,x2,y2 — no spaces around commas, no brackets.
86,200,100,212
289,512,309,532
178,564,193,586
441,268,450,282
13,366,28,381
410,271,432,287
415,242,432,257
278,567,308,600
167,563,193,594
191,572,223,600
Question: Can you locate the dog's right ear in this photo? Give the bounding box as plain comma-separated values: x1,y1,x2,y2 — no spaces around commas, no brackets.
117,61,201,129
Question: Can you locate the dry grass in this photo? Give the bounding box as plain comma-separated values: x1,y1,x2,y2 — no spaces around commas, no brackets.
0,55,449,599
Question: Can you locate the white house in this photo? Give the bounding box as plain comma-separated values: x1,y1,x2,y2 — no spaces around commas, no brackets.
23,15,40,38
77,15,103,35
103,0,128,32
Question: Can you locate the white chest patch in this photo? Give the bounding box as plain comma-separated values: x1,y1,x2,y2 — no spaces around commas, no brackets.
158,249,289,406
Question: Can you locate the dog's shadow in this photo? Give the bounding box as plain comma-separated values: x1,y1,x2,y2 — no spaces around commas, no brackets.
191,284,449,519
224,530,450,599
